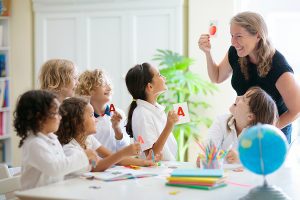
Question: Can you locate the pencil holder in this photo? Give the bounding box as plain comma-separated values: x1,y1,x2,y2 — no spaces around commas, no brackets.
200,158,224,170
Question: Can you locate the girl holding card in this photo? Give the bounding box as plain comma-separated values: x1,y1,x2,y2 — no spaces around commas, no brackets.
56,97,155,173
198,11,300,143
125,63,179,161
206,87,277,163
75,69,130,153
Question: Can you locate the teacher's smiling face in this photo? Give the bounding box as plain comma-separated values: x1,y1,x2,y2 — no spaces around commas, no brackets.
230,23,260,60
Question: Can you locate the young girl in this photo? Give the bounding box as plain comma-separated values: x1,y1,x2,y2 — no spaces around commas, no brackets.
13,90,93,190
56,97,155,172
207,86,278,163
125,63,179,161
39,59,78,102
75,69,130,152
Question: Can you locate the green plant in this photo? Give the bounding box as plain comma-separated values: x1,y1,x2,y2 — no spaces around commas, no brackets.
153,49,218,161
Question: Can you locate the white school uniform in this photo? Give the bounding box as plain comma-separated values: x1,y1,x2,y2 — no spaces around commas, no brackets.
132,99,177,161
20,132,89,190
63,135,102,176
94,108,130,152
206,114,239,151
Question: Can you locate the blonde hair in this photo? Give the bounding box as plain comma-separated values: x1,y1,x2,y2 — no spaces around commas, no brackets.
75,69,106,96
231,11,275,80
39,59,76,91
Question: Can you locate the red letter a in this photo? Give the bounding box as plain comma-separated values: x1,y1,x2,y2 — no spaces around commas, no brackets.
177,106,185,116
110,104,116,112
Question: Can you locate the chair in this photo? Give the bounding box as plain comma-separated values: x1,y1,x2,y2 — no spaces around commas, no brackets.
0,164,21,200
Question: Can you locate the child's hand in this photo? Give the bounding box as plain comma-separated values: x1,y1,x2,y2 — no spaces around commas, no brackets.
166,110,179,126
226,149,239,164
111,111,122,129
121,143,141,157
146,149,163,162
84,149,100,166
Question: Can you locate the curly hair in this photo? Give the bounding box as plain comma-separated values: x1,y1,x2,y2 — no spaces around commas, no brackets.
39,59,76,91
13,90,58,147
56,97,89,148
75,69,106,96
231,12,275,80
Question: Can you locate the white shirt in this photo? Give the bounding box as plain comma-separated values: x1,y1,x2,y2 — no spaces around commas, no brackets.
63,135,102,176
206,114,239,151
132,99,177,161
20,132,89,190
94,108,130,152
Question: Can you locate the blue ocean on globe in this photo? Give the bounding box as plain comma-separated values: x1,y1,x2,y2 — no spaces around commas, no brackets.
238,124,288,175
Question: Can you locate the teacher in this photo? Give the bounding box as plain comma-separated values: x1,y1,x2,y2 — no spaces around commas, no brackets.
198,11,300,143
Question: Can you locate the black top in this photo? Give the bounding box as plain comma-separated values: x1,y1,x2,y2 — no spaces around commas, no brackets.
228,46,294,116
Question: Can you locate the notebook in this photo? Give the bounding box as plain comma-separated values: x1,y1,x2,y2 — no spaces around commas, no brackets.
170,169,223,177
83,168,157,181
166,182,227,190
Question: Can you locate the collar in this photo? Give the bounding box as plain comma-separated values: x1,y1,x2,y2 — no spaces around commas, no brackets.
227,115,236,133
36,132,58,145
94,104,111,118
136,99,165,112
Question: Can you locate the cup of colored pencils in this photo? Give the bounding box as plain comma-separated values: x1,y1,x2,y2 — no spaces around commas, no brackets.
195,140,229,170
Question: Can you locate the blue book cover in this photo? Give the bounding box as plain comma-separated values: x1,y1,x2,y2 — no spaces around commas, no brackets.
170,169,223,177
0,54,6,77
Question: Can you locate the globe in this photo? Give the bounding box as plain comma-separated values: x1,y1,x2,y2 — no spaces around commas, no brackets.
238,124,288,176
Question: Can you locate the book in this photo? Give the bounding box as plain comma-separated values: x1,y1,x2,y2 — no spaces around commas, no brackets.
0,0,11,16
166,182,227,190
166,176,225,184
0,54,6,77
83,168,157,182
170,169,223,178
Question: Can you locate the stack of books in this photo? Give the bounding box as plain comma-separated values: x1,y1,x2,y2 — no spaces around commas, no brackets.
166,169,227,190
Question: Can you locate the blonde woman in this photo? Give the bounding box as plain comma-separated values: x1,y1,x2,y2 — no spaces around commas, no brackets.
198,11,300,143
39,59,78,102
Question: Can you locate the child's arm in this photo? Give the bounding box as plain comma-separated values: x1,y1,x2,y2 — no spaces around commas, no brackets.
145,110,178,157
28,141,89,177
111,111,124,140
93,143,141,171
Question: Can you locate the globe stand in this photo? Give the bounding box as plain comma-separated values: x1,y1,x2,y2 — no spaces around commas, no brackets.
239,177,291,200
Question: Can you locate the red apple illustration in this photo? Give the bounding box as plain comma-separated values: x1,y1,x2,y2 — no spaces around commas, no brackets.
209,24,217,35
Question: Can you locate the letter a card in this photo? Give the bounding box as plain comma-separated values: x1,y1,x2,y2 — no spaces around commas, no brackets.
173,102,190,124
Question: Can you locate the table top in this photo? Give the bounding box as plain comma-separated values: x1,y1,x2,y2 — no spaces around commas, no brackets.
15,160,300,200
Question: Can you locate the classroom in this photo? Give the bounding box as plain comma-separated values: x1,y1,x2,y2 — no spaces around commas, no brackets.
1,0,300,199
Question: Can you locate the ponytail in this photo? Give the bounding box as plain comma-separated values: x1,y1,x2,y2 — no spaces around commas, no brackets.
126,101,137,137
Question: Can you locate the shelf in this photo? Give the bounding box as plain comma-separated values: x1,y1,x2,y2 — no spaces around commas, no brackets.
0,46,9,50
0,107,9,112
0,135,10,140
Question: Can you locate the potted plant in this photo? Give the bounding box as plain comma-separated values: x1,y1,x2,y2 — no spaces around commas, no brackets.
153,49,218,161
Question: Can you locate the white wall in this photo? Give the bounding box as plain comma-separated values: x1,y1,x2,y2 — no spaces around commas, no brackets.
10,0,34,166
187,0,236,161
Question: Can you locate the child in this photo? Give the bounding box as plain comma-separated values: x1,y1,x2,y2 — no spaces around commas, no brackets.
13,90,93,190
39,59,78,102
56,97,155,172
75,69,130,152
125,63,179,161
206,86,278,163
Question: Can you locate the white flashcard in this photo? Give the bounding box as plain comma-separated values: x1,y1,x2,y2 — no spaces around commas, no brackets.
173,102,190,124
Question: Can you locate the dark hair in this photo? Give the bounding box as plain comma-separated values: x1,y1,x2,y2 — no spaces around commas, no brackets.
56,97,89,148
125,63,154,137
13,90,58,147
